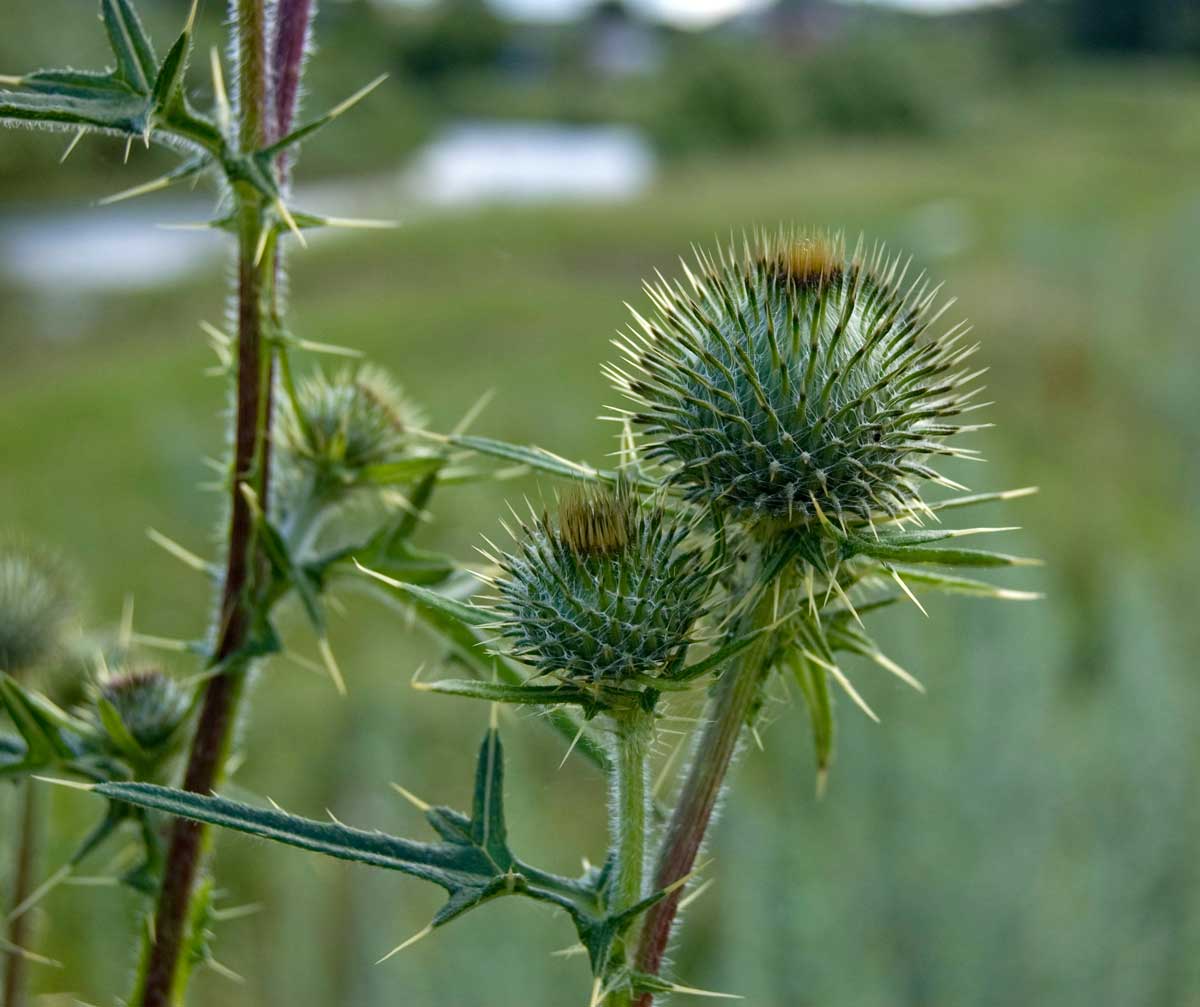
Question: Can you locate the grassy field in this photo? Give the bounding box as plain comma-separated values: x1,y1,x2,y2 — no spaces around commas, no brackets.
2,66,1199,1006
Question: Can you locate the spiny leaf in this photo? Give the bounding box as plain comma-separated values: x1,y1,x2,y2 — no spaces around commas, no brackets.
99,730,635,973
102,0,158,94
355,561,490,628
436,434,653,488
257,74,388,161
0,88,146,135
417,676,616,712
887,564,1042,601
843,534,1038,569
787,652,834,790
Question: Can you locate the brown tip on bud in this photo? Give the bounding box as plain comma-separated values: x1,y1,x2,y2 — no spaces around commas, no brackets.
774,236,843,291
558,486,632,559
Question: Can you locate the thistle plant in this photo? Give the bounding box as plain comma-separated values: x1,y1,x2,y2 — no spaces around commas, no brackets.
83,230,1039,1004
0,2,490,1004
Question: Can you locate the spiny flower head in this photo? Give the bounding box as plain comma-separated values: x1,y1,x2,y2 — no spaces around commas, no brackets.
279,363,424,489
94,667,190,752
606,229,983,529
488,484,712,685
0,542,74,674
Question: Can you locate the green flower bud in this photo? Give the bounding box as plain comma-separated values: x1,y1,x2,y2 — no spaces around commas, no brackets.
95,667,190,752
279,363,424,490
0,542,74,674
489,484,711,685
607,230,981,527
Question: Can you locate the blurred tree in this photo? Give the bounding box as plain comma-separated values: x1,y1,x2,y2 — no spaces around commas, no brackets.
396,0,510,83
1066,0,1200,54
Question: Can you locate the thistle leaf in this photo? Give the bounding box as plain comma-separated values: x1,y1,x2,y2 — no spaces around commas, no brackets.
0,88,146,135
844,534,1038,569
437,434,651,488
102,0,158,94
355,562,490,628
886,564,1042,601
418,676,616,713
787,653,834,788
98,730,638,973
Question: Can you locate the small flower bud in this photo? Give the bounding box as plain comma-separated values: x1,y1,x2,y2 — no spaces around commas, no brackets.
0,542,74,675
279,363,423,490
95,667,190,752
608,230,979,528
490,484,711,685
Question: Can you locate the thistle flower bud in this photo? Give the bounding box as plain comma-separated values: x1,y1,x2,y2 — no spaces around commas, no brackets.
607,230,980,527
94,667,190,752
0,543,74,674
489,485,711,685
279,364,424,490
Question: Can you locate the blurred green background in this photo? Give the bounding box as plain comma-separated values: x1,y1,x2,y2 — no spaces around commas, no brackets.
2,0,1199,1004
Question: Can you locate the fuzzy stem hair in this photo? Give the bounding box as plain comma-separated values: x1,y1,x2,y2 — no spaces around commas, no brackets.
633,577,779,1003
134,2,274,1004
609,709,653,1006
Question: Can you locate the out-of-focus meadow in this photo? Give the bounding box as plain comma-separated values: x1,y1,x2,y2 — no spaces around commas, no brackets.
2,1,1199,1004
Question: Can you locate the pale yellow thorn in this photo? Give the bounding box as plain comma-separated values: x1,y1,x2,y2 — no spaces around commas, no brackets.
549,943,588,959
558,721,588,770
146,528,209,572
60,128,86,164
123,136,132,164
98,173,174,207
325,808,344,826
0,938,61,969
274,199,307,247
317,637,347,696
390,782,432,813
6,865,72,923
830,578,864,629
992,587,1045,601
659,981,744,999
210,47,230,133
0,75,24,86
866,649,925,694
31,776,95,793
376,924,434,964
330,73,388,119
254,224,271,267
803,650,880,723
295,338,364,358
211,902,264,922
184,0,200,34
588,977,605,1007
266,796,286,813
156,221,215,231
887,566,929,618
119,593,135,650
677,876,716,912
750,726,765,752
452,387,496,437
321,216,399,230
206,957,244,984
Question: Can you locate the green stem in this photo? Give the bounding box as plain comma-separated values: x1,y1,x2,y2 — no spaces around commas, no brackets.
133,4,271,1004
608,708,653,1007
3,779,40,1007
632,580,779,1005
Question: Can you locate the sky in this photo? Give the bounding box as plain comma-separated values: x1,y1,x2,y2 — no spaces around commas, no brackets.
485,0,1012,29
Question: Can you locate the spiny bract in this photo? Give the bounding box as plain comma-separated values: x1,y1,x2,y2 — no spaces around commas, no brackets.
606,229,983,527
488,485,711,684
280,363,423,486
0,543,73,674
95,667,190,752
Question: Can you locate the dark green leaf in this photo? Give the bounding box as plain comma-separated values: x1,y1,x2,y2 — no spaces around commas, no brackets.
100,730,632,972
102,0,158,93
442,434,654,488
0,88,146,134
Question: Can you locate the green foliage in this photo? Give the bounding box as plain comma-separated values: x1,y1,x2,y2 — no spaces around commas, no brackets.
99,728,659,977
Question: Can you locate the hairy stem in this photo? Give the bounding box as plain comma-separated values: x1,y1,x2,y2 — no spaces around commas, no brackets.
134,4,271,1004
609,710,652,1007
3,780,40,1007
632,587,777,1004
